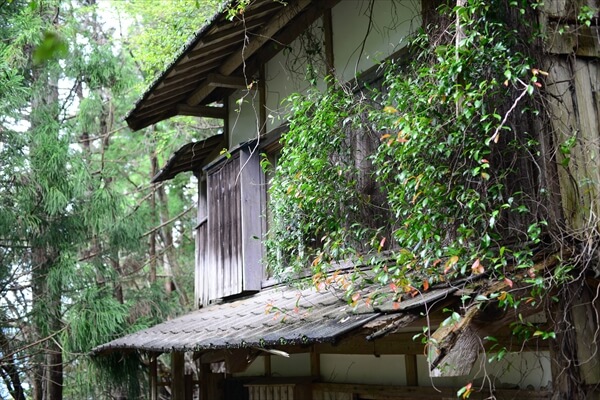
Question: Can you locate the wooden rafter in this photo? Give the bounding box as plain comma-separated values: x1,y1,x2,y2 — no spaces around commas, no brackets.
186,0,312,106
176,104,226,119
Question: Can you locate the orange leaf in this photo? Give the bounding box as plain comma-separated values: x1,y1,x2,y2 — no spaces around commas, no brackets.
379,237,387,251
504,277,513,288
392,301,401,310
423,280,430,291
462,382,473,399
380,133,391,141
444,256,459,274
390,283,398,292
312,254,323,267
397,132,409,143
471,259,484,275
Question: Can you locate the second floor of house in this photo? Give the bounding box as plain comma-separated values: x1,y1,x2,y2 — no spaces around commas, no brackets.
137,0,424,307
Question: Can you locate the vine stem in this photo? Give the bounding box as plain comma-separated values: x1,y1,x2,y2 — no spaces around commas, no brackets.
489,78,530,144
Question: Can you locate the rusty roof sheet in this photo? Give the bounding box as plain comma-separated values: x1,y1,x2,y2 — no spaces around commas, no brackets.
126,0,342,131
92,285,379,355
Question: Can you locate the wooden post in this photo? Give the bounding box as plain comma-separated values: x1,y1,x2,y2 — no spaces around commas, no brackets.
171,352,185,400
264,355,272,377
195,174,207,308
184,373,194,400
200,363,210,400
259,65,266,136
405,354,418,386
311,348,321,379
323,8,335,80
149,353,158,400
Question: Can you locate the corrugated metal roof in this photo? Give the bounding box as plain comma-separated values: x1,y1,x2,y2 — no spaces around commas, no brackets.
151,134,226,183
126,0,342,131
92,285,379,355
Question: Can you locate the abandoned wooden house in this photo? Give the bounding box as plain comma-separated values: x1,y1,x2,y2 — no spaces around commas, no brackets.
93,0,600,399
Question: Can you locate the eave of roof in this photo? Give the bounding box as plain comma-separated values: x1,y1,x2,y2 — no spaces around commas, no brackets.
91,285,380,355
126,0,342,131
151,134,226,183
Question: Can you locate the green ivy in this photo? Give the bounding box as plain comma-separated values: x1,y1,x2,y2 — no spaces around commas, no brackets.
268,0,551,298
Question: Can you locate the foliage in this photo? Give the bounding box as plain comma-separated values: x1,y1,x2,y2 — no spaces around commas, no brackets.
116,0,223,82
266,86,384,277
268,0,550,300
0,0,220,398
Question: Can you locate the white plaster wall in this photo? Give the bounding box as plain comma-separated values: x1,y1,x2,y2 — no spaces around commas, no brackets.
271,353,311,377
320,354,407,385
416,352,552,390
231,0,421,142
233,355,267,377
228,89,260,146
331,0,420,82
264,20,325,132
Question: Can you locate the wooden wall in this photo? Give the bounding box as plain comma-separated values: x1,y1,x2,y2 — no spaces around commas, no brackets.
198,146,264,306
541,0,600,234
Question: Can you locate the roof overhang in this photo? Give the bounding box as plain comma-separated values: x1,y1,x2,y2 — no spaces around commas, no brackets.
126,0,342,131
151,134,226,183
91,285,380,355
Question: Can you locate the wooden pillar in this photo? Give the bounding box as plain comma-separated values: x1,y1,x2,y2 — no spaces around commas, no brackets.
200,363,210,400
258,65,266,136
149,353,158,400
323,8,335,80
310,348,321,379
264,355,272,376
195,173,207,309
405,354,418,386
184,373,194,400
171,352,185,400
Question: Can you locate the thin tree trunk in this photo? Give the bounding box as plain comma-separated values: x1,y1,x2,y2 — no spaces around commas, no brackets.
150,150,158,284
157,183,189,306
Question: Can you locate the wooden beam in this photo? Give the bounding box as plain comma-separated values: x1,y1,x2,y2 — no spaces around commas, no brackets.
206,73,249,89
187,0,312,106
241,0,342,81
176,104,226,119
314,333,424,355
313,382,552,400
323,8,335,79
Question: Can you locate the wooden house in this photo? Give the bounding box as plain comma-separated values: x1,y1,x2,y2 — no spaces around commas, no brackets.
93,0,600,399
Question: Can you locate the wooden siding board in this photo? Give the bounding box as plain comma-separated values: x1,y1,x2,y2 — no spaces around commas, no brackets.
196,179,208,308
241,148,264,291
546,58,581,231
203,147,264,303
573,58,600,231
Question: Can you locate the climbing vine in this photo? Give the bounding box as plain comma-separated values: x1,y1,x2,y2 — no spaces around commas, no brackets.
267,0,553,304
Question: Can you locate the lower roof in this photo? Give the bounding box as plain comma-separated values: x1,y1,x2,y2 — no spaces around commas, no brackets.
91,285,380,355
